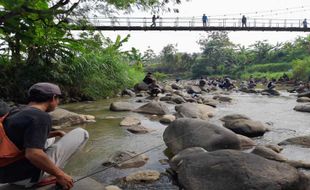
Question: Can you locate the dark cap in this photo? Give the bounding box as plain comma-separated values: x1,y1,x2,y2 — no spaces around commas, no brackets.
28,82,61,96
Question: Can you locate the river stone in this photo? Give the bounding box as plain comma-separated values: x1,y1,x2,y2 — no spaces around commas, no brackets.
104,151,149,169
297,97,310,102
135,101,169,115
175,103,215,120
126,125,151,134
105,185,122,190
252,146,287,162
294,104,310,113
171,149,304,190
237,134,256,150
110,102,136,111
265,144,283,153
298,91,310,98
213,95,232,102
187,86,201,94
163,118,241,155
261,89,281,96
121,89,135,97
125,170,160,182
49,108,95,127
223,119,268,137
160,114,176,124
134,82,149,92
0,100,9,117
278,135,310,148
120,116,141,126
202,98,218,107
171,83,182,90
220,114,250,122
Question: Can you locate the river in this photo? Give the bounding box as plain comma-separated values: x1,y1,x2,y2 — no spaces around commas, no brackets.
61,91,310,189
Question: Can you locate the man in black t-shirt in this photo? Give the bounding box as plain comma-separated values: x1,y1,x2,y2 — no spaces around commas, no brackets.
0,83,89,189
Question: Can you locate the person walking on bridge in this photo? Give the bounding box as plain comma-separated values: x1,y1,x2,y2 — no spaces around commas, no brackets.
0,82,89,189
151,15,159,27
202,14,208,27
242,15,247,27
303,18,307,28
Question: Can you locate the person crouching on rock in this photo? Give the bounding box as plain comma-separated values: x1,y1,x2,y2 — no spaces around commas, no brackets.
0,82,89,189
267,79,276,90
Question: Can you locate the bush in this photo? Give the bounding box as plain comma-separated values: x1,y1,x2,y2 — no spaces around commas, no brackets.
245,62,292,73
292,57,310,81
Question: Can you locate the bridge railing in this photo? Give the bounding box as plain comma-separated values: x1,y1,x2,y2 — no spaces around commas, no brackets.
83,17,306,28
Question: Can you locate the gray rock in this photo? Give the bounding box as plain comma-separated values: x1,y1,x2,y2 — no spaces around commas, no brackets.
297,97,310,103
220,114,250,122
171,83,182,90
298,91,310,98
135,101,169,115
110,102,136,111
265,144,283,153
261,89,280,96
237,134,256,150
294,104,310,113
213,95,232,102
103,151,149,169
125,170,160,182
175,103,215,120
202,98,219,107
279,135,310,148
120,116,141,126
134,82,149,92
0,100,9,117
223,119,268,137
187,86,202,94
171,149,305,190
160,115,176,124
121,89,135,97
49,108,95,128
126,125,151,134
163,118,241,155
252,146,287,162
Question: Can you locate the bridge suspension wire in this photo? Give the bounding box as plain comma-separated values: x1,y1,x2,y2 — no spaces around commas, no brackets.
207,5,310,18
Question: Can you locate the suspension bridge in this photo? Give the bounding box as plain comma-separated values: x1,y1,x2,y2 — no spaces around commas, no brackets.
72,17,310,32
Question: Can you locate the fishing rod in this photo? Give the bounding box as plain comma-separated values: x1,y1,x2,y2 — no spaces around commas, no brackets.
55,120,207,189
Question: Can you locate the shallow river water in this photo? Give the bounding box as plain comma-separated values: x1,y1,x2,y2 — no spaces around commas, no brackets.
61,91,310,189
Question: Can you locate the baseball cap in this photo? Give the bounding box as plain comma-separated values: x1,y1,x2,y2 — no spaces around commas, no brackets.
28,82,62,97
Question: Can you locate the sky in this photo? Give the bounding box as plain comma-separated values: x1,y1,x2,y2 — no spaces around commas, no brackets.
99,0,310,54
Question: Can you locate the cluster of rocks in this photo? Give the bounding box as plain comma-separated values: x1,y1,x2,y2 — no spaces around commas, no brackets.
294,91,310,113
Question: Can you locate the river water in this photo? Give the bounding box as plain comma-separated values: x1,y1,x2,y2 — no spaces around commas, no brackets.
61,91,310,188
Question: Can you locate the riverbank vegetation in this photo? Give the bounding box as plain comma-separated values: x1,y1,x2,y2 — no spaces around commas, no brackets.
147,32,310,82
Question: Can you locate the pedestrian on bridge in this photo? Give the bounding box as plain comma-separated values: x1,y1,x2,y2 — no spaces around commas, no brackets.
303,18,307,28
242,15,247,27
202,14,208,27
151,15,159,27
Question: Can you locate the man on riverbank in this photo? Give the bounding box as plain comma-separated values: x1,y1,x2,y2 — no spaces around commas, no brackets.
0,82,89,189
202,14,208,27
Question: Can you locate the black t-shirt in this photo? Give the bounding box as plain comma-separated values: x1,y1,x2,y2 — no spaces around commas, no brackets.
0,107,52,183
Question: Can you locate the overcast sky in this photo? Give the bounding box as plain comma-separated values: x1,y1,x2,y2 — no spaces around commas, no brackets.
100,0,310,54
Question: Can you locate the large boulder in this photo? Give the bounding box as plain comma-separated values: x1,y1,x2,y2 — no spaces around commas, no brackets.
202,98,219,108
237,134,256,150
213,95,232,102
175,103,215,120
223,119,268,137
160,114,176,124
135,101,169,115
171,83,182,90
110,102,136,111
298,91,310,98
163,118,241,155
294,104,310,113
49,108,95,128
171,149,306,190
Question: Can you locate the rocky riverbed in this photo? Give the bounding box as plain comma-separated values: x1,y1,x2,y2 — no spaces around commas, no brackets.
1,81,310,190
